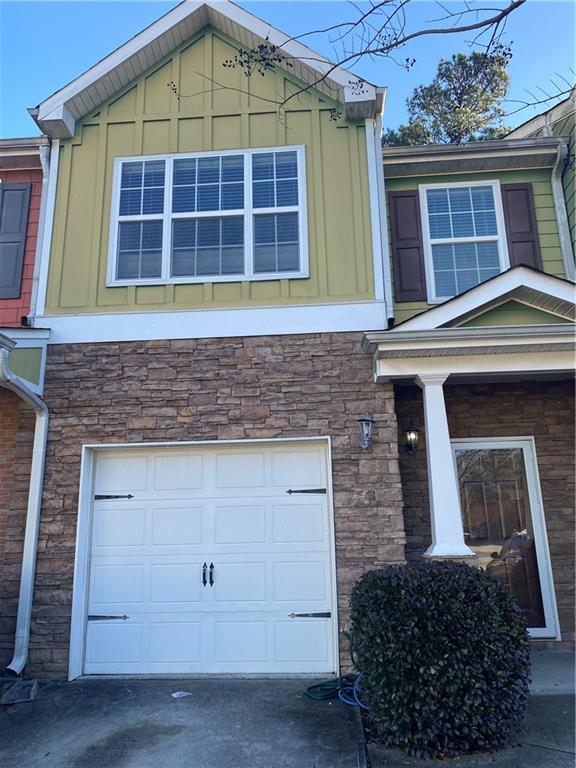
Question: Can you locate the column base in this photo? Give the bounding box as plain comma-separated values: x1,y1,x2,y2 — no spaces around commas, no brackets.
423,543,477,560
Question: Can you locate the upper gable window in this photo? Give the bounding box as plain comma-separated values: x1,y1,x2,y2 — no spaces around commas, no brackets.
108,147,307,286
419,181,509,302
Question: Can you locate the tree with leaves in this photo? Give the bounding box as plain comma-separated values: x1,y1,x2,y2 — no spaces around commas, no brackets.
383,49,512,146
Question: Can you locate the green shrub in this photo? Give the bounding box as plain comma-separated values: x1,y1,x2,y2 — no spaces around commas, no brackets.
350,561,530,758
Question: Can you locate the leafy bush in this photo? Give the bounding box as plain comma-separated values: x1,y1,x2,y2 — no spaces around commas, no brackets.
350,561,530,758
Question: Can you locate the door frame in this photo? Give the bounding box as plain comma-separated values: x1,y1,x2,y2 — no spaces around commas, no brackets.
68,436,339,681
451,436,560,640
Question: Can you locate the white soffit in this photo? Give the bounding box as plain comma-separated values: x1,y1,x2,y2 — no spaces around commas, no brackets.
32,0,381,138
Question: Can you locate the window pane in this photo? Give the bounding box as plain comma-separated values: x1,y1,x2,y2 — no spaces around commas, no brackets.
449,187,472,212
454,243,477,270
277,243,299,271
275,151,298,179
117,220,162,280
452,212,474,238
276,179,298,206
456,269,479,292
426,189,449,214
142,186,164,215
252,153,274,181
253,181,275,208
253,213,299,274
222,155,244,182
434,271,456,297
276,212,299,242
121,162,143,189
197,184,220,211
474,210,497,236
477,241,500,268
429,214,452,239
144,161,165,187
171,217,243,278
254,214,276,244
173,159,196,186
198,157,219,184
119,189,142,216
173,186,196,213
471,186,495,210
221,183,244,210
432,243,454,271
254,244,277,273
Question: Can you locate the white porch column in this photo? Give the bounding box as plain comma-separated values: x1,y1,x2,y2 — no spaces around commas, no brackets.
416,374,475,558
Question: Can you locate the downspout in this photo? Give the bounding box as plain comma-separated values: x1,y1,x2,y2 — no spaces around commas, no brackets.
0,335,49,676
29,139,51,322
551,142,575,282
373,108,395,327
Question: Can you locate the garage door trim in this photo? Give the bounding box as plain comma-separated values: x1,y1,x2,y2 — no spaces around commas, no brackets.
68,437,338,681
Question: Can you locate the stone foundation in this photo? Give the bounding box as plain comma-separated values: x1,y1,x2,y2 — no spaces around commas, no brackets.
28,332,406,678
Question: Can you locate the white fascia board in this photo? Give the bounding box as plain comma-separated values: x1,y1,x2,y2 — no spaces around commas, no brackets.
0,328,50,341
374,334,574,359
507,92,575,139
389,269,576,332
35,300,387,344
35,0,378,136
374,349,575,382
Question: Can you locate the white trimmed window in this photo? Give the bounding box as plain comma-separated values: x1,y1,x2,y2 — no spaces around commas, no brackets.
108,147,308,285
419,181,509,302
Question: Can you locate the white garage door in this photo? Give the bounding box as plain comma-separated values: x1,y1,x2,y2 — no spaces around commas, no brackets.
84,442,336,675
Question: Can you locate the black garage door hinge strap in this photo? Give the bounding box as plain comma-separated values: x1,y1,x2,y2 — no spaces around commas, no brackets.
88,614,129,621
286,488,327,495
288,612,331,618
94,494,134,500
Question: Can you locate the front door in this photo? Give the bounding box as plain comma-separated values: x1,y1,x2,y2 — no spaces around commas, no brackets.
453,438,558,638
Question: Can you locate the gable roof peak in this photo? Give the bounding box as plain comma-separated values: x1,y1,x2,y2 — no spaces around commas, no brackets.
32,0,384,139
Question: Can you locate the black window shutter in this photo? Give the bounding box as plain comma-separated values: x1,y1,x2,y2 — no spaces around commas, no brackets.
0,183,31,299
388,190,427,302
500,183,542,270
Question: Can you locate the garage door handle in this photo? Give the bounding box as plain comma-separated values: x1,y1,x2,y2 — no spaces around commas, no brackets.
202,563,207,586
209,563,214,587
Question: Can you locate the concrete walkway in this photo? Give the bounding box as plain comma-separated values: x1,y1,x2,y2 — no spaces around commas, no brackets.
0,678,365,768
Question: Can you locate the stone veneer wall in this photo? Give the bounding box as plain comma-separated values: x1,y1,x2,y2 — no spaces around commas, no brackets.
29,332,405,679
0,389,34,669
395,379,575,650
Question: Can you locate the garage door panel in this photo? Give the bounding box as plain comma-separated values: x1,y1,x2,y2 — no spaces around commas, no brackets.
274,620,330,663
91,564,145,604
214,621,267,662
214,505,266,544
150,564,203,603
86,622,143,665
213,562,267,603
149,622,202,663
153,454,204,490
216,452,265,488
95,455,148,493
271,450,324,488
151,506,203,545
93,506,147,547
273,562,327,602
272,504,325,543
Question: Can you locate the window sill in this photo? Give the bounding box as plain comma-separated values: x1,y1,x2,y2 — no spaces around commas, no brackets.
106,270,310,288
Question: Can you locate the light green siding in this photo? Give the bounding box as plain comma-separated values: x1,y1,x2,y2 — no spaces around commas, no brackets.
458,300,571,327
9,347,42,385
46,29,375,315
386,168,566,324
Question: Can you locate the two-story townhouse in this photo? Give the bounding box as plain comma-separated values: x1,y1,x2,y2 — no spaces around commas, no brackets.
0,137,50,671
5,0,404,680
2,0,574,683
375,131,575,651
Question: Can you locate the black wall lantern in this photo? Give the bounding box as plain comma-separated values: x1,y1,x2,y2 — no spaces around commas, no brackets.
358,413,374,449
404,426,419,455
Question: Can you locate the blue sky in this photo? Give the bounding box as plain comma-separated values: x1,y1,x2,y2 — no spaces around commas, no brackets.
0,1,574,138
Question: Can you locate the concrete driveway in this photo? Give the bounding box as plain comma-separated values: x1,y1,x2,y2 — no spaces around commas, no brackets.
0,678,365,768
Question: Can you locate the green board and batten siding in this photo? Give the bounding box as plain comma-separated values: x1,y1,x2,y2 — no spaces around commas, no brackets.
45,29,375,315
386,168,567,324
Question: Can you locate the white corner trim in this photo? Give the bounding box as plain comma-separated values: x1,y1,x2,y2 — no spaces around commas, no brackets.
389,267,576,332
36,299,387,344
68,435,340,680
364,119,385,306
551,144,575,281
33,140,59,319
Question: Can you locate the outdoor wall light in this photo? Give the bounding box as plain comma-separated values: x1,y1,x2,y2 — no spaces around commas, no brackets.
404,426,419,455
358,413,374,449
